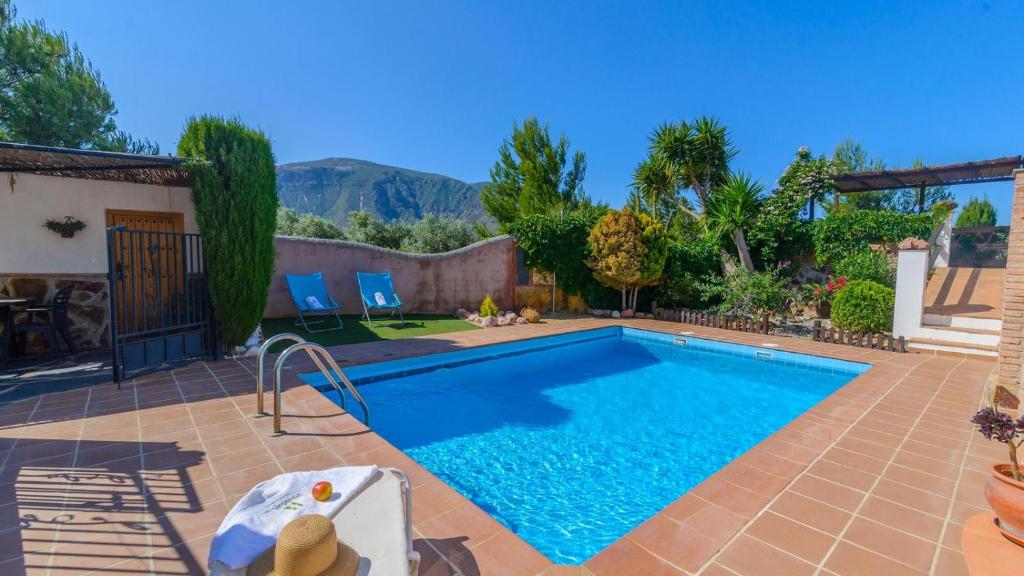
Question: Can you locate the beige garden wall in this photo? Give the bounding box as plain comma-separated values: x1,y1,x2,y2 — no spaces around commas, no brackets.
267,235,517,317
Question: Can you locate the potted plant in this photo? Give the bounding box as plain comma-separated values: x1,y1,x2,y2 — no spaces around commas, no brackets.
44,216,87,238
971,387,1024,544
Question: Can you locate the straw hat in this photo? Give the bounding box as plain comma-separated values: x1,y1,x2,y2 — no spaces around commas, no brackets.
247,515,359,576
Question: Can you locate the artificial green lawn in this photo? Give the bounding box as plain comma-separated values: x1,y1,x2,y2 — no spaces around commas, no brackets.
260,314,479,352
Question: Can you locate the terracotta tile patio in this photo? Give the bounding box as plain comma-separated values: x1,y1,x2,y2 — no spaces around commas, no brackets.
0,318,999,575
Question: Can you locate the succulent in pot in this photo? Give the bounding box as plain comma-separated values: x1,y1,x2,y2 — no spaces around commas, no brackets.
971,387,1024,544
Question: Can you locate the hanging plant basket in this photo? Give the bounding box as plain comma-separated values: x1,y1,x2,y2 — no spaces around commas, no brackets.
44,216,86,238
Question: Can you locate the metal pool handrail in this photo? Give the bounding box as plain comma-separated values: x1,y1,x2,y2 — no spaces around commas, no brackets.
256,333,308,415
272,341,371,435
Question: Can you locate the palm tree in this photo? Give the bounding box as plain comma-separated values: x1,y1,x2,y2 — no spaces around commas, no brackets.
629,155,678,220
650,116,736,214
705,173,764,272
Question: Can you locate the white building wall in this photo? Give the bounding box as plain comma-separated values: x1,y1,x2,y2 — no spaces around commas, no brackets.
0,173,197,274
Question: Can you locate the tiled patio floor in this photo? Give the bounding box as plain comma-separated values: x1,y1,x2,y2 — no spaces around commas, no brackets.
0,318,1001,575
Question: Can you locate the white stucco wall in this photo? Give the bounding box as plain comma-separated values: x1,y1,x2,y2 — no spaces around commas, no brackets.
0,173,197,274
892,248,928,339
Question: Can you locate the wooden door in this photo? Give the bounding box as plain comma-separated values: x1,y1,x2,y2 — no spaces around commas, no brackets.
106,210,185,333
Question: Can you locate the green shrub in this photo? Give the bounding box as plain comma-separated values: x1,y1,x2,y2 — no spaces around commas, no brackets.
956,196,997,228
401,214,475,253
831,280,894,332
508,210,618,308
699,263,790,317
293,214,345,240
178,116,277,349
479,294,499,317
653,239,722,309
346,211,412,250
832,249,895,287
277,207,346,240
276,206,299,234
812,208,946,265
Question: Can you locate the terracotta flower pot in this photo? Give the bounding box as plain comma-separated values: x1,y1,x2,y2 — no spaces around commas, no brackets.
986,463,1024,543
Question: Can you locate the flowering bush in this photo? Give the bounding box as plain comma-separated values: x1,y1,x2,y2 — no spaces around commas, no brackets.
801,276,847,312
750,147,838,264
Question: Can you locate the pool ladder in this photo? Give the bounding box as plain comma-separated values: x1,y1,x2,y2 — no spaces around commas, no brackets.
255,333,371,435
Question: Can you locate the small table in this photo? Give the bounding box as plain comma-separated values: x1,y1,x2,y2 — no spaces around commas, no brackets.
962,513,1024,574
0,297,34,359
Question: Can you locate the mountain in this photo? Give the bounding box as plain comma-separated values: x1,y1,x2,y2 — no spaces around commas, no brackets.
276,158,489,226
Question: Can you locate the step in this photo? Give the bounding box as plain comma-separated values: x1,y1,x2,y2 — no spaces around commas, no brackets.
908,338,1000,358
914,326,1000,347
922,313,1002,332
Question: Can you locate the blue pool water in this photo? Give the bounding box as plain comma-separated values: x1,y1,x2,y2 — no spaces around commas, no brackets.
302,327,868,564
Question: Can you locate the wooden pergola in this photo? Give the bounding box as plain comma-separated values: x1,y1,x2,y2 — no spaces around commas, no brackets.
0,141,192,187
831,155,1024,214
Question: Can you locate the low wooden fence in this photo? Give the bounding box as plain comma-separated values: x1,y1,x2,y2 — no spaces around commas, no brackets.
812,320,907,353
654,308,771,335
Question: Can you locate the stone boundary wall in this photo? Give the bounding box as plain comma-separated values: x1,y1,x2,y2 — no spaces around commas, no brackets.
266,235,517,318
998,169,1024,391
0,274,110,352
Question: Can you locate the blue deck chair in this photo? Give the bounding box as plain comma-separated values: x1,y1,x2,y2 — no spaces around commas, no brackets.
285,272,344,333
356,272,404,327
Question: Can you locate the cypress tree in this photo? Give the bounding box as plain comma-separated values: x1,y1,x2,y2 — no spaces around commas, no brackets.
956,196,997,228
178,116,278,350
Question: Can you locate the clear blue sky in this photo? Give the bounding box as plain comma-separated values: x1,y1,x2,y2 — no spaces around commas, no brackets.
22,0,1024,223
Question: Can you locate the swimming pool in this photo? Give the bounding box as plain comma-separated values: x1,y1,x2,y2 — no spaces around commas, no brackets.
302,326,869,564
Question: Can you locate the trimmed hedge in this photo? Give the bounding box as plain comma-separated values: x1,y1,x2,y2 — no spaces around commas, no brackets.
178,116,278,349
831,280,895,333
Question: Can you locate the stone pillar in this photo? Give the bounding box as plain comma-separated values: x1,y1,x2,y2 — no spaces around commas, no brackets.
998,169,1024,390
893,238,930,340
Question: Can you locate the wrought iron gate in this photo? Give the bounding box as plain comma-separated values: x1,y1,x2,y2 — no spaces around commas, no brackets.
106,225,220,382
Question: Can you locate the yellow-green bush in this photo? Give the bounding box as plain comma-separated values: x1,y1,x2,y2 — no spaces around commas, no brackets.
479,294,499,317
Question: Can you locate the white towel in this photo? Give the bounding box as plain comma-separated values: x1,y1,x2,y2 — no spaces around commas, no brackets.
373,292,387,306
208,466,378,571
305,295,326,310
